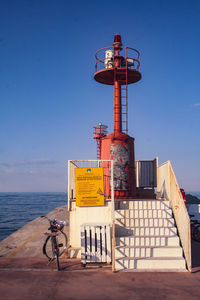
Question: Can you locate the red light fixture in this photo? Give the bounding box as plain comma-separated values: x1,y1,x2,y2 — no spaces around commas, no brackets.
114,34,122,44
113,34,122,47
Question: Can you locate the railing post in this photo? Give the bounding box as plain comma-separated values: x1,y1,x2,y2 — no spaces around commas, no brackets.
157,160,192,271
112,220,115,273
67,160,71,211
110,160,115,272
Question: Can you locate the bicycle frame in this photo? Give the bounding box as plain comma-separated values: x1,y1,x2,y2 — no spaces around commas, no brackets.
41,216,67,271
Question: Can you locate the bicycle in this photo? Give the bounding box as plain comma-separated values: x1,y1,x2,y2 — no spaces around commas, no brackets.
190,214,200,243
41,216,68,271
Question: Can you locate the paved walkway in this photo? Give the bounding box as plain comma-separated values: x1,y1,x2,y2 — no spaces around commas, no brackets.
0,257,200,300
0,205,200,299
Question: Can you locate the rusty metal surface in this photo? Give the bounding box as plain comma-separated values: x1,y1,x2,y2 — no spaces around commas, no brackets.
100,132,136,198
110,143,130,190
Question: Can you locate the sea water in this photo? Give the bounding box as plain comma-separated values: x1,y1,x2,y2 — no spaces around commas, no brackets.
0,192,67,242
0,192,199,242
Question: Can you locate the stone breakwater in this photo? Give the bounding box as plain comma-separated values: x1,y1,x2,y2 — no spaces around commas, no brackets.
0,206,69,258
186,194,200,204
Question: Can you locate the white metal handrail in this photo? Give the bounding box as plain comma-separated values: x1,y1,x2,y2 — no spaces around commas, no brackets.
157,161,192,271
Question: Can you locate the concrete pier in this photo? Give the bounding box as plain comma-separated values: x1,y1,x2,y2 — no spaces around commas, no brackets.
0,206,200,299
0,258,200,299
0,206,69,258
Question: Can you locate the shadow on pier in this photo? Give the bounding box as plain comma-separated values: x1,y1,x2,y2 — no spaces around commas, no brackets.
191,239,200,272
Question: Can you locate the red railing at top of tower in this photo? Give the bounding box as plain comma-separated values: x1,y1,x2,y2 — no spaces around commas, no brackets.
93,124,108,139
95,46,140,73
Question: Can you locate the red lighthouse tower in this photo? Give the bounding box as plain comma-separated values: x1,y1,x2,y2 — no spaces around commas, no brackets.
94,34,141,199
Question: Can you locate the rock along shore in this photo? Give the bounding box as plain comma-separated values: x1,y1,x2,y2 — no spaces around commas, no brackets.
0,205,69,258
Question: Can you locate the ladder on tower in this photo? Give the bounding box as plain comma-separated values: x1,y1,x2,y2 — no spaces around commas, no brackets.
121,65,128,134
113,58,128,135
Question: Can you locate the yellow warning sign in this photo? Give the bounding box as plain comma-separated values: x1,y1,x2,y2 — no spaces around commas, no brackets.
75,167,104,207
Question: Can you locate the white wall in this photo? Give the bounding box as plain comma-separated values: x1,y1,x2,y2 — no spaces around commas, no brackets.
69,200,112,250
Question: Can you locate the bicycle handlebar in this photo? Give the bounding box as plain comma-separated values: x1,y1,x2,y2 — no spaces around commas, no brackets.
40,216,67,230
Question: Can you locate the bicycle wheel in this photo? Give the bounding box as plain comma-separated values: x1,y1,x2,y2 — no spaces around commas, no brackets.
43,235,54,260
57,231,68,257
43,231,68,260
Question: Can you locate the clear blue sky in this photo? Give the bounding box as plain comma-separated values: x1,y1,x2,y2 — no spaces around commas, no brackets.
0,0,200,192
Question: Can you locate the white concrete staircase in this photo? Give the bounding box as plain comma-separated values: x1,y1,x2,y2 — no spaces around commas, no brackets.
114,199,186,271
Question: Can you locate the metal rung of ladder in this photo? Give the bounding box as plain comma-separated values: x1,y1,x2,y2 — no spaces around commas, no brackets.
113,65,128,134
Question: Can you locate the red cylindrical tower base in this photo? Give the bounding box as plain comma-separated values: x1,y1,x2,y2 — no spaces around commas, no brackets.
101,132,136,199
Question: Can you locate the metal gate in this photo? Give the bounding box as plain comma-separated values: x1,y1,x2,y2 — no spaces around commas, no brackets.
135,158,158,188
81,223,111,264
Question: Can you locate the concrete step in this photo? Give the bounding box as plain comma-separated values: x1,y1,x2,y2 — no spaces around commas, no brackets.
115,200,171,210
115,209,173,219
113,199,186,272
115,217,175,228
115,257,186,271
116,235,180,247
115,226,177,237
115,246,183,259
